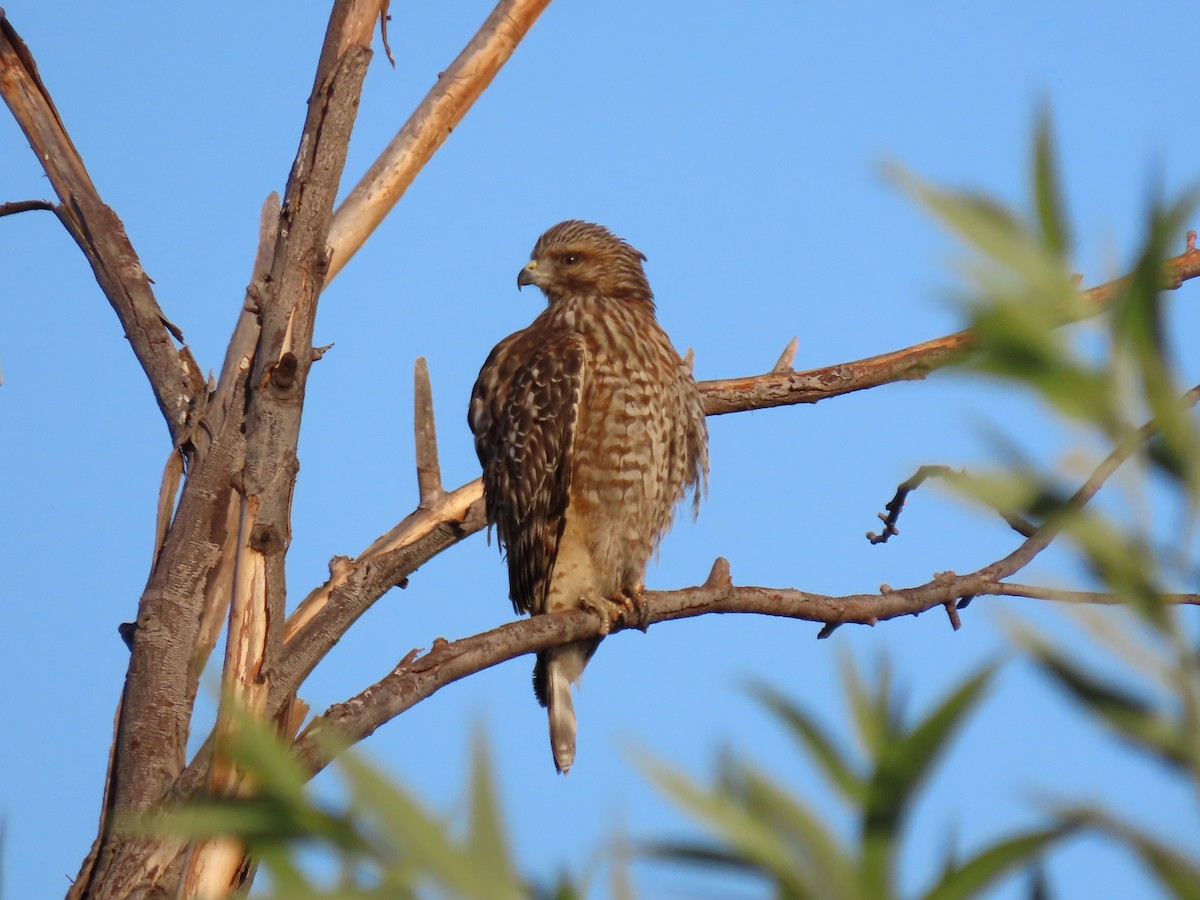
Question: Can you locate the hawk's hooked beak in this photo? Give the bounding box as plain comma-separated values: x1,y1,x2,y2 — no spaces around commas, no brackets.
517,260,538,289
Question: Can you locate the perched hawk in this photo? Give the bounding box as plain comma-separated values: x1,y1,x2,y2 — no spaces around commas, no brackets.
469,220,708,774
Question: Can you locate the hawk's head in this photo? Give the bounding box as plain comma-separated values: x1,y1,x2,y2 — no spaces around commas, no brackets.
518,220,652,305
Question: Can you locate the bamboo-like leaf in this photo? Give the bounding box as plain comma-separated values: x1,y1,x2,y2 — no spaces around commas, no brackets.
1032,109,1070,257
464,730,520,892
968,299,1117,431
921,826,1070,900
890,167,1076,300
338,752,526,899
1023,636,1189,769
861,667,997,896
842,653,889,759
636,754,815,897
1059,807,1200,900
750,683,866,804
1109,193,1200,501
738,762,859,898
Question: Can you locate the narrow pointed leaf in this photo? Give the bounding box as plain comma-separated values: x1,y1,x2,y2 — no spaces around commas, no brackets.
866,665,996,829
842,653,886,758
1060,807,1200,900
1025,638,1189,769
1032,109,1070,256
921,826,1070,900
637,754,814,897
464,730,520,893
751,684,866,804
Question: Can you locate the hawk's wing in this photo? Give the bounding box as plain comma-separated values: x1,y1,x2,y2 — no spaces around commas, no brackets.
469,328,588,616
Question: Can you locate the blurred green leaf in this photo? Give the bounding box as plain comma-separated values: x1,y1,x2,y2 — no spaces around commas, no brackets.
890,166,1079,310
1059,807,1200,900
637,753,830,897
968,298,1119,432
842,652,900,760
641,659,1044,900
1109,193,1200,501
921,826,1070,900
750,683,866,804
861,666,997,897
464,729,520,892
1021,634,1190,769
1032,109,1071,257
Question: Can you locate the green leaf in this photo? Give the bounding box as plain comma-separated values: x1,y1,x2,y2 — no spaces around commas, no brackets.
1032,108,1070,257
464,729,520,893
921,826,1070,900
968,298,1118,431
1060,807,1200,900
636,753,837,899
339,751,527,900
890,166,1077,304
749,683,866,804
841,652,895,759
738,762,859,897
1023,636,1190,769
861,666,997,897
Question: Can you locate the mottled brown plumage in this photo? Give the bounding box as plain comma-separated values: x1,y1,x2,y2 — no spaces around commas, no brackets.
469,220,708,773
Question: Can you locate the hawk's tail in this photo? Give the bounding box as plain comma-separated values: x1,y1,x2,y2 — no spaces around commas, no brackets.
535,641,595,775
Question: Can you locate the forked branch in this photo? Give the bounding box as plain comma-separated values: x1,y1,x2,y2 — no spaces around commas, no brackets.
0,14,206,444
325,0,554,281
290,383,1200,775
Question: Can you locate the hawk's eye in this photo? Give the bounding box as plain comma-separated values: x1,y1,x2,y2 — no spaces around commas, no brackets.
560,253,581,265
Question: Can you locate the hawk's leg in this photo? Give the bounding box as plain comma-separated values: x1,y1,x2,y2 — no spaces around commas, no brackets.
617,584,650,632
579,593,625,636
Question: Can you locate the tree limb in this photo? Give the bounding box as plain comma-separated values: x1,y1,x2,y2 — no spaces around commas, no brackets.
697,241,1200,415
0,13,206,445
181,3,385,896
981,582,1199,605
288,383,1200,775
0,198,56,217
324,0,553,282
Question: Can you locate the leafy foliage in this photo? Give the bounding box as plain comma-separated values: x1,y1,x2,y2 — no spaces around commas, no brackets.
899,116,1200,896
140,718,534,899
638,658,1069,899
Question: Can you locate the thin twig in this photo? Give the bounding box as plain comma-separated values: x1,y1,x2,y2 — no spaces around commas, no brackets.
0,15,206,444
0,198,56,217
413,357,444,504
698,241,1200,416
867,465,956,544
982,581,1199,606
867,464,1039,544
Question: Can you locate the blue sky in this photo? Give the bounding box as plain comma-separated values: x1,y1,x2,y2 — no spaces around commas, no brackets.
3,2,1199,897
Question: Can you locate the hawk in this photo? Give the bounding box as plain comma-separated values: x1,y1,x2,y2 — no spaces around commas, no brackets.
469,220,708,774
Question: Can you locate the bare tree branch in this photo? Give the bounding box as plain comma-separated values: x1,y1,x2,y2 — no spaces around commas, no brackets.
71,2,386,896
981,582,1200,605
414,357,445,504
181,2,386,895
0,14,206,444
697,242,1200,416
866,464,1038,545
288,383,1200,776
187,193,282,708
324,0,553,281
0,198,56,217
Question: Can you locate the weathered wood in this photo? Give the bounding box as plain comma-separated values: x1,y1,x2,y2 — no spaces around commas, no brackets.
0,14,206,445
